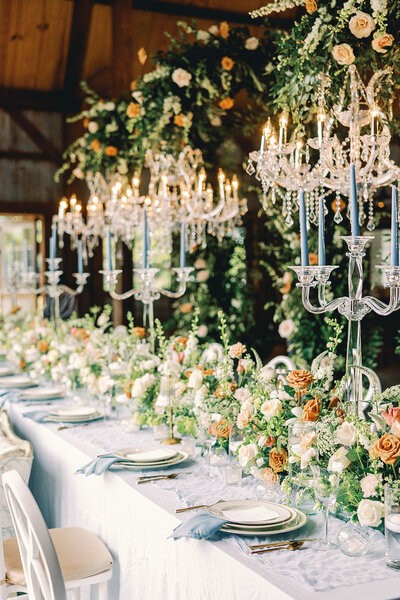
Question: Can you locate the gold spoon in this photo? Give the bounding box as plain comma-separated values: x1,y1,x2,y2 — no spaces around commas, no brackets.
250,540,304,555
249,537,318,550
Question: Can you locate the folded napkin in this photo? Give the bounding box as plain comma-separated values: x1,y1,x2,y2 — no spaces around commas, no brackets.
75,455,121,476
170,511,228,541
0,391,20,407
22,409,50,423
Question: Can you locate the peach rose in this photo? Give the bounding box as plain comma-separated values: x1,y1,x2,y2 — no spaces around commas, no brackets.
126,102,140,118
332,43,355,65
309,253,318,266
90,139,101,152
83,117,89,128
215,381,237,398
132,327,146,338
218,97,234,110
105,146,118,156
228,342,246,358
221,57,234,70
287,370,314,390
137,47,147,65
305,0,318,13
349,12,375,38
172,68,192,88
257,434,276,447
174,114,184,127
20,359,26,370
220,21,229,38
269,447,288,473
381,407,400,427
260,467,279,484
179,302,192,314
237,409,252,429
130,80,137,91
302,396,321,422
37,339,48,354
372,33,394,54
369,433,400,465
209,418,231,439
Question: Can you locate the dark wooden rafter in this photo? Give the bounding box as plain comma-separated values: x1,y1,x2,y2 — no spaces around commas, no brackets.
0,150,54,161
63,0,93,110
0,88,65,111
3,109,62,165
112,0,134,92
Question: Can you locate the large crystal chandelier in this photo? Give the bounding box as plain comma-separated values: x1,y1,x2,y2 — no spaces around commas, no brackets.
247,65,400,230
56,146,247,255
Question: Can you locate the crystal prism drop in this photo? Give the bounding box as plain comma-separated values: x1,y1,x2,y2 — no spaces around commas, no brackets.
334,211,343,224
285,214,294,227
366,218,375,231
246,161,255,176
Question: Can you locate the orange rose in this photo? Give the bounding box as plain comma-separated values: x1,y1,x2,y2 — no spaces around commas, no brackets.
219,97,234,110
10,306,21,314
309,253,318,266
132,327,146,338
372,33,394,54
268,447,288,473
124,382,133,399
37,339,48,354
20,359,26,370
305,0,318,12
287,370,314,390
302,396,321,422
215,382,237,398
260,467,279,483
279,272,292,294
209,418,231,439
137,47,147,65
369,433,400,465
328,395,339,409
177,336,188,347
105,146,118,156
83,117,89,128
331,198,346,213
130,80,137,91
221,56,234,70
90,139,100,152
220,21,229,38
174,114,184,127
257,434,276,447
126,102,140,118
179,302,192,314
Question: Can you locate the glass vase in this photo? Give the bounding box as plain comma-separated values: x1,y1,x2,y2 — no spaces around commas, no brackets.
288,421,318,514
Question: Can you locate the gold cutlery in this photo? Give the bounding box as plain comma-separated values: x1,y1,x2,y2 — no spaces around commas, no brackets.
137,473,180,484
175,504,208,513
57,422,90,431
250,540,304,555
138,472,180,480
248,537,318,550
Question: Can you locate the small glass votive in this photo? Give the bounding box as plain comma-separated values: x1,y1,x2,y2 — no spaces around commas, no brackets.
153,424,169,440
225,464,242,486
256,482,283,503
385,484,400,569
180,437,196,458
337,521,370,557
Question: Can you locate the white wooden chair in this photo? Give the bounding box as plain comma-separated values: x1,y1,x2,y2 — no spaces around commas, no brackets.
2,470,113,600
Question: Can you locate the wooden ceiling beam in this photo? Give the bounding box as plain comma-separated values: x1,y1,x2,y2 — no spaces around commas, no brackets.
0,88,66,112
0,150,53,162
112,0,134,92
63,0,94,108
3,109,62,166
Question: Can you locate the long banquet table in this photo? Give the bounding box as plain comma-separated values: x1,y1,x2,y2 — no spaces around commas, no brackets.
6,401,400,600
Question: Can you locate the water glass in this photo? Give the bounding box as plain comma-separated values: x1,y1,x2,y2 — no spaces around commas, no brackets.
180,437,196,458
153,424,169,440
312,466,341,547
385,484,400,569
337,521,370,557
225,464,242,486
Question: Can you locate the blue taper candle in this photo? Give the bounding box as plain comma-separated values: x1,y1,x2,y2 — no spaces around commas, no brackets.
77,238,83,274
180,223,186,268
299,189,309,266
49,236,55,272
106,227,113,271
143,209,148,269
349,163,360,236
391,185,399,267
318,196,326,266
23,239,29,272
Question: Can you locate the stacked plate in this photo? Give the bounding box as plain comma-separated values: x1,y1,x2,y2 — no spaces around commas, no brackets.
19,386,65,401
0,374,36,389
112,446,189,471
0,365,15,378
46,405,103,423
207,499,307,536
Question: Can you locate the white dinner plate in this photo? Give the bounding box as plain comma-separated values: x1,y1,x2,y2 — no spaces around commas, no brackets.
19,386,65,401
220,507,307,536
113,451,189,471
115,447,179,463
49,406,99,418
0,375,36,389
46,411,104,424
208,500,291,526
220,506,298,531
0,366,14,378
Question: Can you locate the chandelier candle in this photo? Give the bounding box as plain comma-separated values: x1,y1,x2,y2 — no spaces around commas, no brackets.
106,227,113,271
349,163,360,236
143,209,148,269
299,189,309,266
391,186,399,267
180,223,186,268
23,239,29,272
318,197,326,266
77,238,83,275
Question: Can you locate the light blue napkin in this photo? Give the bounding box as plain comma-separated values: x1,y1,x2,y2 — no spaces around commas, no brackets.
75,455,121,476
22,409,50,422
0,390,20,407
170,511,228,540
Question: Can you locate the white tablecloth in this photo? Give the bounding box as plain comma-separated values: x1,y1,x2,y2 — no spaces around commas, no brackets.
7,403,400,600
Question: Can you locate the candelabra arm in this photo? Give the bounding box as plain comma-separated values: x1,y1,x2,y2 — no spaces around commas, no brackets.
109,288,143,301
156,267,194,299
363,288,400,316
302,286,346,314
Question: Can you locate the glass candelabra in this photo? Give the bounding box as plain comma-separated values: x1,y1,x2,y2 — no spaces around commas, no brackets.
23,258,90,323
100,265,194,351
289,235,400,410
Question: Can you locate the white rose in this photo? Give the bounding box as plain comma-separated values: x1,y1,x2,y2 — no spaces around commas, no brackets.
328,446,350,471
162,359,181,378
357,499,384,528
172,68,192,88
47,349,58,363
245,36,259,50
349,11,375,38
201,343,223,363
335,422,357,447
24,348,40,363
131,379,145,399
360,473,379,498
238,443,258,467
260,397,282,420
88,121,98,133
234,387,252,403
188,369,203,390
210,116,222,127
97,313,109,327
98,375,113,395
197,325,208,338
278,319,295,339
197,30,210,42
103,101,115,111
72,167,84,180
258,366,276,382
277,389,291,401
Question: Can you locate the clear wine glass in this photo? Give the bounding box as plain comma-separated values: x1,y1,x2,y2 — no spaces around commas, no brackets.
195,420,216,479
312,465,342,547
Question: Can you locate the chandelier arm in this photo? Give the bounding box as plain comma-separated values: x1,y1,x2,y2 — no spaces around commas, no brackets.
363,288,400,315
109,288,142,301
155,282,187,299
302,287,346,315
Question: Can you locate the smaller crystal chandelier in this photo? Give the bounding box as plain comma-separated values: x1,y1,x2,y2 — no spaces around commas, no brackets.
247,65,400,230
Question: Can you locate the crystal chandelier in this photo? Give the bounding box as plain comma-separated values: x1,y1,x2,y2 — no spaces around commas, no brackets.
247,65,400,230
56,146,247,255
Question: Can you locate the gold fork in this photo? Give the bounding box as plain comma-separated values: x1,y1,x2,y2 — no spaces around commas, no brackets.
137,473,180,484
248,537,318,550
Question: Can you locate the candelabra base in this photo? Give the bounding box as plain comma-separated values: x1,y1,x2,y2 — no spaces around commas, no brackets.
160,437,182,446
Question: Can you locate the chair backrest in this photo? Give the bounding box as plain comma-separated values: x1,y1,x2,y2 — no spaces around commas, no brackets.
2,470,66,600
265,355,297,372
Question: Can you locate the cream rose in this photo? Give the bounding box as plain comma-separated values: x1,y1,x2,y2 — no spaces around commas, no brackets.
258,366,276,382
172,68,192,88
238,443,258,467
260,397,282,420
87,121,99,133
360,473,379,498
335,421,357,447
237,409,252,429
278,319,295,339
332,43,355,65
328,446,350,471
349,12,375,38
245,36,259,50
234,387,252,404
357,499,384,528
392,421,400,437
372,32,394,54
188,369,203,390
